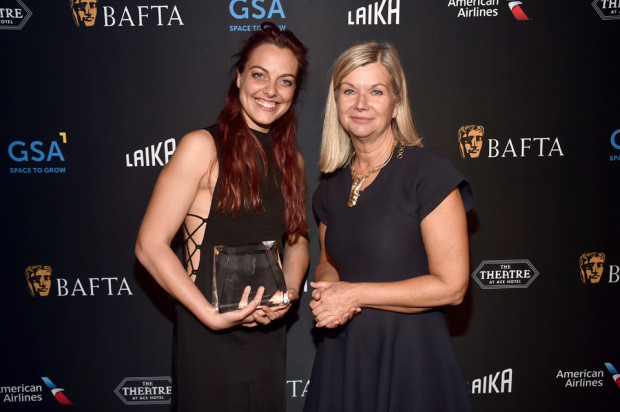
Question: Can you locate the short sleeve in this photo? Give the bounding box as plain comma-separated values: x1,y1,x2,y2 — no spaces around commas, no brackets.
413,150,475,220
312,177,329,225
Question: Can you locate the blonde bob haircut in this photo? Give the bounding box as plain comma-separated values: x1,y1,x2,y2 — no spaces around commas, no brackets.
319,41,422,173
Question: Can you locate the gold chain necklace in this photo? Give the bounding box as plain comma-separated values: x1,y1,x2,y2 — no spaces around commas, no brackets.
347,140,399,207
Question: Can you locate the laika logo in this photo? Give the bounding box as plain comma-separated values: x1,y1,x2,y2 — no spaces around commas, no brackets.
41,377,72,405
25,265,52,297
457,125,564,158
347,0,400,25
592,0,620,20
8,132,68,174
126,138,176,167
471,259,539,289
447,0,529,20
469,368,513,394
70,0,184,28
604,363,620,389
115,377,172,405
458,125,484,159
0,0,32,30
578,252,619,285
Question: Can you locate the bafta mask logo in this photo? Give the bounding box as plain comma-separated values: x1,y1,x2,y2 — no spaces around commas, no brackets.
25,265,52,297
578,252,606,284
70,0,98,27
458,125,484,159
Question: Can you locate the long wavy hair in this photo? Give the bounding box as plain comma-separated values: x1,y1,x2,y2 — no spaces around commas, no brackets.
216,22,308,238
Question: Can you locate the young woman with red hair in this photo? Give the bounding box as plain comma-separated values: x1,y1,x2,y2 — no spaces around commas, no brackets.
136,22,309,411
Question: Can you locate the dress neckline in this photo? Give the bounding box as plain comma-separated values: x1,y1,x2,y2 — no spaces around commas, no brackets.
251,128,272,146
345,145,404,205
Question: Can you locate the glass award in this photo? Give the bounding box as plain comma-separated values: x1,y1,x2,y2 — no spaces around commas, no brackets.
212,240,290,313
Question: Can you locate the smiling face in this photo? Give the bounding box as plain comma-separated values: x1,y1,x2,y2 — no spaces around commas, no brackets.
236,44,299,132
336,62,400,143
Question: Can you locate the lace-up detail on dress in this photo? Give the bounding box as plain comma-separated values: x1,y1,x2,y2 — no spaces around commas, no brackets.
182,213,208,277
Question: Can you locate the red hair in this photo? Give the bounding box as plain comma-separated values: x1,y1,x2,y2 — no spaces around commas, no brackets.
216,23,308,238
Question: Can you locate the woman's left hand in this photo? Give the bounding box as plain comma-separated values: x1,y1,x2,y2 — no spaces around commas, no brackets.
310,281,361,328
243,287,298,327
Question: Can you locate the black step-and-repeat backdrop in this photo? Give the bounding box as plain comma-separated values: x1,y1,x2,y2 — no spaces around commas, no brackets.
2,1,619,411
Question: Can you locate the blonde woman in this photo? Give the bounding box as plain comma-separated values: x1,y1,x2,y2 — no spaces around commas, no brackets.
305,42,474,411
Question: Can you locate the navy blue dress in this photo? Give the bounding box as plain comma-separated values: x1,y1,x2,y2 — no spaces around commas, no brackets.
304,146,475,412
172,127,288,412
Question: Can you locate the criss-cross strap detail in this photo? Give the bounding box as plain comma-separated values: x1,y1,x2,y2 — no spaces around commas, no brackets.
182,213,208,277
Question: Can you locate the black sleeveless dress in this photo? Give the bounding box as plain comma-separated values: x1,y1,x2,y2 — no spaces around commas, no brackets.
304,146,475,412
172,126,287,411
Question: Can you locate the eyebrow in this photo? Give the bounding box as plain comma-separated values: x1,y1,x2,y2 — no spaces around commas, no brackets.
340,81,388,89
248,65,296,79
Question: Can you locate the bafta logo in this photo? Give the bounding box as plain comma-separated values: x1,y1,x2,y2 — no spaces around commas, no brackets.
458,125,484,159
578,252,606,284
70,0,98,27
25,265,52,297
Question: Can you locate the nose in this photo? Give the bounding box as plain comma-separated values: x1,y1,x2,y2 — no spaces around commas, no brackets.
263,81,277,98
355,93,368,111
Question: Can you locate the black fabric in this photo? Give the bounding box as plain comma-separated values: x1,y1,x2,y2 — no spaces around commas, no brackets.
172,126,287,412
304,146,474,412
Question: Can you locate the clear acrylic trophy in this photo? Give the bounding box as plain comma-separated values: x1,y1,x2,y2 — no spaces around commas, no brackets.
212,240,290,313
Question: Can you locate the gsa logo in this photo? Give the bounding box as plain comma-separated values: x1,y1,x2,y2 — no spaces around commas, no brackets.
8,132,68,174
229,0,285,19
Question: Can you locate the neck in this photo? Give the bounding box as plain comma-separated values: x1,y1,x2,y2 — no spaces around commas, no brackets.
352,133,396,174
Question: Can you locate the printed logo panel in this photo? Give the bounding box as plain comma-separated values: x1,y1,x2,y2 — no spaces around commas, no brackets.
577,252,619,285
115,377,172,405
592,0,620,20
457,125,565,159
469,368,513,394
8,132,69,175
69,0,185,28
24,265,134,297
347,0,400,25
471,259,539,289
447,0,530,20
0,0,32,30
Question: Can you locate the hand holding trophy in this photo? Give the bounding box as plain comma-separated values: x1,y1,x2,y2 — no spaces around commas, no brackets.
212,240,290,313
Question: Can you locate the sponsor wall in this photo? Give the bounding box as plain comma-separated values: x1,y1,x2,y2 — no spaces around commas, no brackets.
2,1,619,410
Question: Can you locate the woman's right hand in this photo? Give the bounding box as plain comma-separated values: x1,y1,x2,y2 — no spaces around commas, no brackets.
209,286,265,330
310,281,361,328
